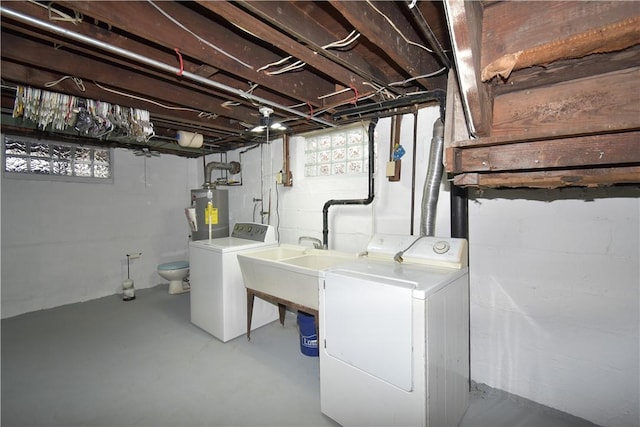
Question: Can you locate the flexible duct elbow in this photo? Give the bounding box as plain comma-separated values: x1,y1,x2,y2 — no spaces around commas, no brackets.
420,118,444,236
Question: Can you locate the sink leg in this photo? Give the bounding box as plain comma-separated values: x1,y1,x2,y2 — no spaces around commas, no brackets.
247,289,255,341
278,303,286,326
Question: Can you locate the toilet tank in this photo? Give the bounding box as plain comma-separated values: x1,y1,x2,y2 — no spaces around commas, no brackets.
189,188,229,240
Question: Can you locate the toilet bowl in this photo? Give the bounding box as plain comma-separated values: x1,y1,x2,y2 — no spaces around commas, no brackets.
158,261,190,294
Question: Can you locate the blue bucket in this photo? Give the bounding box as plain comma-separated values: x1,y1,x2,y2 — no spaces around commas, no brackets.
297,312,318,357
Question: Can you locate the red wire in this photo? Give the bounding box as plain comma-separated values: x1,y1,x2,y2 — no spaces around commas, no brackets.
174,48,184,76
307,102,314,120
350,83,359,105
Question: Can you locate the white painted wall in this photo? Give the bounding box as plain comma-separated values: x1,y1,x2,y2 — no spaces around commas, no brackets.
212,106,449,251
469,188,639,427
1,146,199,318
3,105,638,427
212,106,639,426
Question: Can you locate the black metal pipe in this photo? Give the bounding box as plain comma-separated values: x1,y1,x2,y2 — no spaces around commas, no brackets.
333,90,446,125
407,4,451,69
450,184,468,239
324,88,469,247
322,119,378,249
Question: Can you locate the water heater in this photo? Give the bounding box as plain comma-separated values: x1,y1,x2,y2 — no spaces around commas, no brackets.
189,188,229,240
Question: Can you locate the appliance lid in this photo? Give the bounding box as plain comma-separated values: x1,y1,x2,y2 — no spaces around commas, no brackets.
189,237,276,252
327,258,468,300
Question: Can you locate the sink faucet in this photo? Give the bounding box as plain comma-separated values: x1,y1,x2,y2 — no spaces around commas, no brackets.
298,236,323,249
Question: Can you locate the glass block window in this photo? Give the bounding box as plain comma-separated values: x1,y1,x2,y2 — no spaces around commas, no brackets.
304,123,370,177
3,135,112,181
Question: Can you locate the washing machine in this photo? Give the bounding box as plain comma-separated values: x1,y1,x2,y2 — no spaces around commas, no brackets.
189,222,278,342
320,234,469,427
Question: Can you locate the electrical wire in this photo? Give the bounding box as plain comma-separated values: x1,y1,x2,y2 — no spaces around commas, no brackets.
264,60,306,76
311,67,448,113
44,75,86,92
257,56,294,72
388,68,448,86
317,87,352,100
393,235,426,263
93,81,218,119
27,0,83,24
362,81,396,100
365,0,434,53
257,30,359,76
322,30,361,49
146,0,253,69
220,83,259,108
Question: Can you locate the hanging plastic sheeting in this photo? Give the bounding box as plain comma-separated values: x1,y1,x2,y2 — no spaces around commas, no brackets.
12,85,154,142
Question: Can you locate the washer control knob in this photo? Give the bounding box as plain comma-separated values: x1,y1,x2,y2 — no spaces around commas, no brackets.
433,241,450,254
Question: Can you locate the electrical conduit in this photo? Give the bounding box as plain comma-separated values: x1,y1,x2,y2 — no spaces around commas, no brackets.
0,6,335,128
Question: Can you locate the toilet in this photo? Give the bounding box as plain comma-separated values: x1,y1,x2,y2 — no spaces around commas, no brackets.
157,261,190,295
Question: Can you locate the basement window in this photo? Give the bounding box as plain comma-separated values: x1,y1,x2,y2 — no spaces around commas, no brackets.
304,123,370,177
2,135,113,182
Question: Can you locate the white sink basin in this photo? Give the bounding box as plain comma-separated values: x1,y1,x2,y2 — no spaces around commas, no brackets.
281,254,357,270
238,244,360,310
241,245,307,261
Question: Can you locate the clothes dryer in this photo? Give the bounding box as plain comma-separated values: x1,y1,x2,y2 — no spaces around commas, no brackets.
320,234,469,427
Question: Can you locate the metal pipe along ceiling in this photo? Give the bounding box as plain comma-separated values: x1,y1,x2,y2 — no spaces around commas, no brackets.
0,6,336,129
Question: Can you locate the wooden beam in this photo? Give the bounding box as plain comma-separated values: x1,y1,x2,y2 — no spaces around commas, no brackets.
481,1,639,76
492,68,640,140
443,0,493,137
0,61,244,138
1,1,297,113
447,131,640,173
232,0,394,97
491,46,640,96
481,15,640,82
453,166,640,189
329,0,444,89
443,69,470,173
57,1,334,105
0,33,259,126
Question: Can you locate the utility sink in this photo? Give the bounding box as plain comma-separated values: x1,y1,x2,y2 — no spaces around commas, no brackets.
238,244,360,310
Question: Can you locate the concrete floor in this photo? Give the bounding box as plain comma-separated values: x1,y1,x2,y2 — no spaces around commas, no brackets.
2,285,601,427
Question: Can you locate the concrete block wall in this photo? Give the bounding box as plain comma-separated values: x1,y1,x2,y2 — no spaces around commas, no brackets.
218,106,449,250
468,188,639,427
3,105,638,427
1,147,199,318
215,109,639,426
